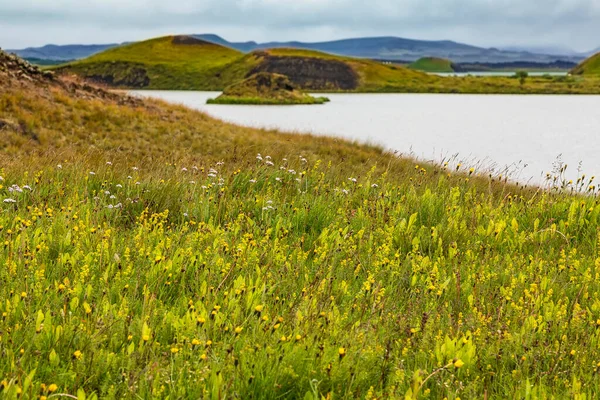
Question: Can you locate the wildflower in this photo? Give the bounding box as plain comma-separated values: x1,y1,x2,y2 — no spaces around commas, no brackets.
89,172,95,176
3,198,16,203
275,177,282,182
255,305,264,313
197,317,206,325
216,161,224,166
48,384,58,393
57,165,62,169
339,347,346,358
104,190,110,195
200,353,207,360
170,347,179,354
295,335,302,341
265,161,275,166
342,189,349,195
73,350,83,359
132,167,139,171
371,184,379,188
234,326,243,335
454,359,465,368
256,154,263,161
20,292,27,298
127,176,132,180
570,350,576,356
181,167,188,172
142,334,150,342
22,185,32,191
249,179,257,183
191,338,201,346
265,156,271,160
348,178,357,183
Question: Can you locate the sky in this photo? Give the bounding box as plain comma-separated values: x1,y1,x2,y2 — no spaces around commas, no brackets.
1,0,600,52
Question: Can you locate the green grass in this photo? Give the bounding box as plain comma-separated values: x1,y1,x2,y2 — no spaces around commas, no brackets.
408,57,455,73
571,52,600,75
207,96,329,105
5,53,600,399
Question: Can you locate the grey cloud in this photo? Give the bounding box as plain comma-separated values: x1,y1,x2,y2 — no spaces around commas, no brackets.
1,0,599,51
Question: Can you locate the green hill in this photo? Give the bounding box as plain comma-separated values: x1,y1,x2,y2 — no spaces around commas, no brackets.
54,36,438,91
408,57,456,73
55,35,244,90
55,35,600,94
571,52,600,75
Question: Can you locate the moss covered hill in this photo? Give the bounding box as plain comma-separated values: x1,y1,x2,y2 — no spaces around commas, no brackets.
208,72,329,105
55,35,243,90
408,57,456,73
54,36,439,92
571,52,600,75
5,51,600,399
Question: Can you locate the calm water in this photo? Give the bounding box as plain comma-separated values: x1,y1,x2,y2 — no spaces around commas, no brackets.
434,71,569,77
133,91,600,184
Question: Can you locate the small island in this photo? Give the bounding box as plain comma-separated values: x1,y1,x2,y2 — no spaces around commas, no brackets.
207,72,330,105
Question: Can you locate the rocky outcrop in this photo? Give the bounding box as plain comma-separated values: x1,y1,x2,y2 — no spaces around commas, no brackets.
249,52,359,91
0,48,142,106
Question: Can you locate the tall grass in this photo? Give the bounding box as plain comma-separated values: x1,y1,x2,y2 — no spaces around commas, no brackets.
2,76,600,398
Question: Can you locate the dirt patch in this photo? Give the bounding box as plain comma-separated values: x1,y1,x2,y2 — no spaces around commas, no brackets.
172,36,212,46
249,52,359,90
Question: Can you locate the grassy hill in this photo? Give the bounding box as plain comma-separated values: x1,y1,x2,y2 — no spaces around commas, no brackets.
571,52,600,75
4,50,600,399
409,57,455,73
56,36,600,94
56,35,244,90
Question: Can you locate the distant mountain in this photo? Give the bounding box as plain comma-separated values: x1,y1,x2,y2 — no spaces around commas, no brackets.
193,34,584,63
9,34,586,64
7,44,119,61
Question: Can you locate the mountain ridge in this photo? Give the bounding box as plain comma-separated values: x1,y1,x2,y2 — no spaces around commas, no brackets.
8,34,589,64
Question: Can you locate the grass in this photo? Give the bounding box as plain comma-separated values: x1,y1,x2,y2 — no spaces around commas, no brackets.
207,96,330,105
571,52,600,75
55,36,243,90
408,57,455,73
54,36,600,94
5,54,600,399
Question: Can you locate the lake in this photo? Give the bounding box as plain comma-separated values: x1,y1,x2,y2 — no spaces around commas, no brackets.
132,91,600,184
433,71,568,77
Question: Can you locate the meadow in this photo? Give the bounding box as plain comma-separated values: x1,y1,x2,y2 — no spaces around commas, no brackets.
3,54,600,399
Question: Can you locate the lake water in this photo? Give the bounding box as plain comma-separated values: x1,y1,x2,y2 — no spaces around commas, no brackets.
434,72,568,77
132,91,600,184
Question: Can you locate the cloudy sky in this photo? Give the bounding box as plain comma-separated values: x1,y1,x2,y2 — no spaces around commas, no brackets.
1,0,599,52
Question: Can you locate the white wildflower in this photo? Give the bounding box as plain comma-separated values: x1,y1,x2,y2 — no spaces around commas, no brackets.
104,191,110,195
110,195,116,199
288,169,296,175
116,184,123,188
183,213,189,218
265,156,272,160
275,177,282,182
371,184,379,188
127,176,132,180
106,204,114,209
135,182,141,185
249,179,257,183
216,161,224,166
89,172,95,176
3,198,16,203
56,165,62,169
106,161,113,166
132,167,139,171
181,167,188,172
349,178,357,183
189,180,196,184
265,161,274,166
342,189,349,195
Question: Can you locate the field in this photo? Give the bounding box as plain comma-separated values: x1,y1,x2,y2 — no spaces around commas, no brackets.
3,52,600,399
54,36,600,94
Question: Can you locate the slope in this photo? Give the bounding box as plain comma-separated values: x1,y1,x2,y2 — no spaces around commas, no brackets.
55,35,244,90
3,49,600,400
571,52,600,75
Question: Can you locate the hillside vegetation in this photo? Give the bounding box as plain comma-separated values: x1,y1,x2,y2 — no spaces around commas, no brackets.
207,72,329,105
56,36,243,90
56,36,600,94
571,52,600,75
409,57,455,73
3,51,600,399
